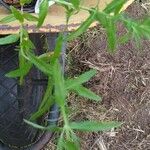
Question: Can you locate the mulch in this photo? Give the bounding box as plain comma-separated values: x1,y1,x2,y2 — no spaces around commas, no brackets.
45,1,150,150
66,1,150,150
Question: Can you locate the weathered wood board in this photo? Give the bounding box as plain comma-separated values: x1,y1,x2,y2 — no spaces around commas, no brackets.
0,0,134,34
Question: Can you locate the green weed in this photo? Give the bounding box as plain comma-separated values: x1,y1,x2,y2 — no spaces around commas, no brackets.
0,0,150,149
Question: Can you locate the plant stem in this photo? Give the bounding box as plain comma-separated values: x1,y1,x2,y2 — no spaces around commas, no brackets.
61,105,72,140
19,6,24,85
61,106,69,127
39,76,53,109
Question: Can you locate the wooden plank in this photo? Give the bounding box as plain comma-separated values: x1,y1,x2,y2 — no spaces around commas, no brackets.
0,0,133,34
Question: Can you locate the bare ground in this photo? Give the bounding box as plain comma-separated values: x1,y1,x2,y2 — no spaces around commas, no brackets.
45,1,150,150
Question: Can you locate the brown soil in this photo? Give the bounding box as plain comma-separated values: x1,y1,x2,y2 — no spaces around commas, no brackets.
45,1,150,150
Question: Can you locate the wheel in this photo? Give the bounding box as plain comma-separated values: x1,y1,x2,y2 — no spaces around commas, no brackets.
0,33,61,150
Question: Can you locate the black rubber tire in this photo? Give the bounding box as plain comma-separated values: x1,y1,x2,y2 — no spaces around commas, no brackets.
0,33,60,149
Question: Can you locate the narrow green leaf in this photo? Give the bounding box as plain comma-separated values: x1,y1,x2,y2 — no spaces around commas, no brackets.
51,34,64,64
57,135,64,150
95,11,108,27
38,52,54,62
64,140,78,150
21,26,30,38
138,18,150,39
5,62,32,78
66,8,74,23
140,28,150,39
21,38,35,52
37,0,49,27
106,18,117,52
70,121,122,132
142,16,150,26
53,60,66,105
46,125,62,132
65,69,97,89
24,119,46,130
67,10,96,41
132,27,142,48
121,15,134,31
70,132,80,150
70,0,80,9
72,85,101,101
104,0,126,15
24,119,61,131
23,13,38,22
20,0,32,5
30,78,53,121
30,97,54,121
118,32,131,44
10,6,24,23
0,14,16,23
95,11,118,52
27,52,52,76
0,34,19,45
121,15,150,45
39,77,53,109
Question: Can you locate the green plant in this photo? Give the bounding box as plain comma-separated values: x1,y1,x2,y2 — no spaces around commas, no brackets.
0,0,150,149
